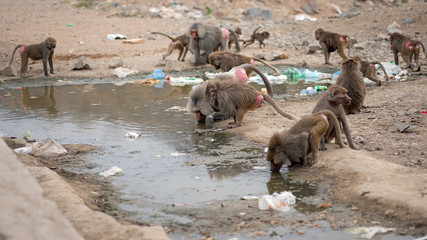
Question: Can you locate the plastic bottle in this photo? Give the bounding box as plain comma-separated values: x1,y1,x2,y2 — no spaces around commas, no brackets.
315,85,327,92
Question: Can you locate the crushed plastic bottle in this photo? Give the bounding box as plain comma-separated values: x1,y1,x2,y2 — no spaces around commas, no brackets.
258,191,296,212
147,69,166,79
315,85,327,92
300,87,318,96
168,76,204,86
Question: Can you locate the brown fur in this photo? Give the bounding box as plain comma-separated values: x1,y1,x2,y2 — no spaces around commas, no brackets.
209,50,280,76
228,27,242,50
204,80,298,127
242,27,270,48
353,56,389,86
336,58,366,114
267,110,345,171
8,37,56,77
187,64,275,123
390,32,426,72
312,85,357,150
315,28,351,64
151,32,190,61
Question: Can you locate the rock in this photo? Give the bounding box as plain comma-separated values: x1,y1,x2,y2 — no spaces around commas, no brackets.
70,56,92,70
1,65,16,76
309,0,319,13
301,4,314,15
406,109,418,115
109,57,123,69
403,18,414,24
387,22,402,34
147,35,156,40
264,52,286,61
246,8,273,20
394,122,410,133
253,52,265,59
308,45,321,54
355,135,365,145
302,40,309,46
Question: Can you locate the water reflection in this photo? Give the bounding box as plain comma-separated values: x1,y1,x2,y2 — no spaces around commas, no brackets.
21,86,58,114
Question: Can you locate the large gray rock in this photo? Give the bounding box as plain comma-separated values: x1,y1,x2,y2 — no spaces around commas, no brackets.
70,56,92,70
0,139,84,240
246,8,273,20
387,22,403,34
109,57,123,69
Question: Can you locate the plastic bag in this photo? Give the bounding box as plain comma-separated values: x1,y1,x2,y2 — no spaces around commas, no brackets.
258,191,295,212
99,166,123,177
283,68,304,79
113,67,139,78
147,69,166,79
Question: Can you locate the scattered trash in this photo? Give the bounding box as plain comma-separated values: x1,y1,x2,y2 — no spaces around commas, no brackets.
248,74,288,85
283,68,304,79
32,138,68,158
170,152,187,156
99,166,123,177
394,122,410,133
167,76,204,86
125,131,142,139
107,34,127,40
421,110,427,114
22,131,35,142
330,3,342,14
165,106,187,112
258,191,296,212
122,38,145,44
14,146,33,155
127,79,160,85
299,87,317,96
67,23,72,27
147,69,166,79
294,14,317,21
347,226,395,239
241,195,260,200
317,202,332,209
113,67,139,78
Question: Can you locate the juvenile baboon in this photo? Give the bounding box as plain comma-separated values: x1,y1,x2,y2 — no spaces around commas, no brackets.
336,58,366,114
390,32,426,72
188,23,240,65
267,110,345,171
243,27,270,48
204,79,298,127
151,32,190,61
186,64,295,125
8,37,56,77
312,85,357,150
315,28,351,64
209,50,280,76
353,56,389,86
228,27,242,50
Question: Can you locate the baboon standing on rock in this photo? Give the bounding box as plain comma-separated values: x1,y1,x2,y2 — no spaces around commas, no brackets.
315,28,351,64
188,23,240,65
8,37,56,77
336,58,366,114
390,32,426,72
267,110,346,171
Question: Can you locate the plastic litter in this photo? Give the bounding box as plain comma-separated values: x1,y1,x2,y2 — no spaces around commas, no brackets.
167,76,204,86
99,166,123,177
248,74,288,85
125,132,142,139
14,146,33,155
170,152,187,156
347,226,395,239
22,130,35,142
32,138,68,158
241,195,260,200
147,69,166,79
283,68,304,79
113,67,139,78
299,87,318,96
294,14,317,21
258,191,296,212
107,34,127,40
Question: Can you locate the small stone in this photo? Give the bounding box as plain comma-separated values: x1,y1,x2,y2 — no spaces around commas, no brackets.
70,56,92,70
301,4,314,15
109,57,123,69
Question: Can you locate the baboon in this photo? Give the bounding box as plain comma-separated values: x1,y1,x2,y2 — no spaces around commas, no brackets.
315,28,351,64
188,23,240,65
204,79,298,127
336,58,366,114
187,64,294,125
243,27,270,48
353,56,389,86
267,110,345,171
151,32,190,61
390,32,426,72
8,37,56,77
209,50,280,76
312,85,357,150
228,27,242,50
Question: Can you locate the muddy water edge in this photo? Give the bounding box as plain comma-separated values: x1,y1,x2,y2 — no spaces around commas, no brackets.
0,67,414,240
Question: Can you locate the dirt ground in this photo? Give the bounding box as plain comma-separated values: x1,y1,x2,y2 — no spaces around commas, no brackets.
1,0,426,239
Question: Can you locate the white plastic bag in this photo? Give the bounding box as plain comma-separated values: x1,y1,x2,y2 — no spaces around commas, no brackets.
99,166,123,177
258,191,295,212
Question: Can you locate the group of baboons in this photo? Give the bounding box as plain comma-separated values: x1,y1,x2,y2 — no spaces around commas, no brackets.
6,22,425,171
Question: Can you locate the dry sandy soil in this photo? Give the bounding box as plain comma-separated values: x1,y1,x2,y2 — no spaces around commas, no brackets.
1,0,426,239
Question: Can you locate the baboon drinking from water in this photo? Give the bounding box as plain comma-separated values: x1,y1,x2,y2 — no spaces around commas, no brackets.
209,50,280,76
315,28,351,64
151,32,190,61
267,110,345,171
390,32,426,72
8,37,56,77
